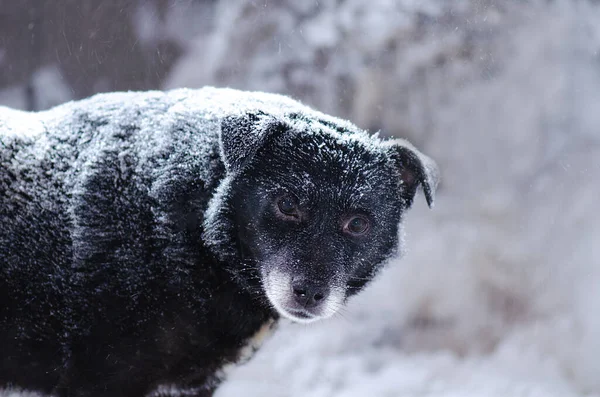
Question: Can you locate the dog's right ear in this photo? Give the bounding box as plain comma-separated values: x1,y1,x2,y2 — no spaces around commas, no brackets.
384,139,439,208
220,111,288,174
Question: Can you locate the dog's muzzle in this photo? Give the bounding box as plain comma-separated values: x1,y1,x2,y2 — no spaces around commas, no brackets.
262,269,343,323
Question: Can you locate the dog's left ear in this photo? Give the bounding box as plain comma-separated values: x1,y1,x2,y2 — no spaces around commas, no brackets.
220,111,288,174
384,139,439,208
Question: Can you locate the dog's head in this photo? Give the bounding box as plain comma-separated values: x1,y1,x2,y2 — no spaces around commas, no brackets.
204,110,438,323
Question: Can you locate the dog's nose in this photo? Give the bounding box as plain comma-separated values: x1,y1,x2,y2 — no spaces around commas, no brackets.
291,281,329,309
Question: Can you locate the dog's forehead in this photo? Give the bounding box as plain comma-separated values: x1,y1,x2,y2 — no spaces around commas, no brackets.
289,125,390,176
263,125,397,207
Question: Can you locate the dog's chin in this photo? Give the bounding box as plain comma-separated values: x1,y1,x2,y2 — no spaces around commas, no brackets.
271,303,326,324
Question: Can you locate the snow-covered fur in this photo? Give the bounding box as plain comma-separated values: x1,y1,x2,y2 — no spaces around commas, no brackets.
0,87,438,397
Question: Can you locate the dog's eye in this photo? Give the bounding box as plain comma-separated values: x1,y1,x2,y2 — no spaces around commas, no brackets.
344,216,370,235
277,196,299,217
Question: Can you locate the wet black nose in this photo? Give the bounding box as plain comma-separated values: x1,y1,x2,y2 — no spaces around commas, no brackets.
291,281,329,308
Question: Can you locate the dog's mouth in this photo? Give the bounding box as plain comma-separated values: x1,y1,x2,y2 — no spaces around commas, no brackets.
261,268,344,324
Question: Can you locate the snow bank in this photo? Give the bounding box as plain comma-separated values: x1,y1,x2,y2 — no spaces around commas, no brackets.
216,318,593,397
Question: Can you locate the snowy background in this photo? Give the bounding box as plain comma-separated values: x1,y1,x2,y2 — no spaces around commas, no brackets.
1,0,600,396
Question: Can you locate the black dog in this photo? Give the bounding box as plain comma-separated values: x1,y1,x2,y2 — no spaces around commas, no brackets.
0,87,438,397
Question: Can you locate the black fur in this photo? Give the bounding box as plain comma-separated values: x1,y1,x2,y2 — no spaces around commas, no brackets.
0,87,438,396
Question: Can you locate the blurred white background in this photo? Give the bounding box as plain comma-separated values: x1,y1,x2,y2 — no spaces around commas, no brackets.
1,1,599,396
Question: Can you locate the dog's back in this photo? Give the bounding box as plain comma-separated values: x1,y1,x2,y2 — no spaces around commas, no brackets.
1,90,212,394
